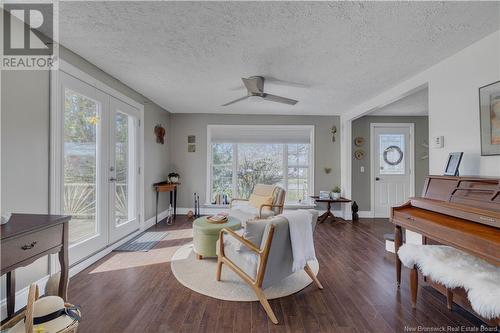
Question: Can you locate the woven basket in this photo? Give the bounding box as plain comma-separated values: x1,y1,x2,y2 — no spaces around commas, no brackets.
0,284,80,333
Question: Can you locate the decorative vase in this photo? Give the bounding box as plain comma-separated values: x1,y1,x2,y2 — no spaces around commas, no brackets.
331,192,341,200
169,176,179,183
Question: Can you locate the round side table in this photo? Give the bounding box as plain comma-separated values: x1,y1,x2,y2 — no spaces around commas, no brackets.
192,216,241,259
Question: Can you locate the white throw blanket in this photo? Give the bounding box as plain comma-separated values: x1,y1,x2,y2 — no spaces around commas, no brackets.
280,210,316,272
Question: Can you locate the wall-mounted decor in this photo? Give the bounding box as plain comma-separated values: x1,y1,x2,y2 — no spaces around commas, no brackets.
324,167,332,174
188,135,196,144
354,149,365,160
443,152,463,176
330,126,337,142
354,136,365,146
383,145,404,166
188,144,196,152
154,124,166,144
479,81,500,155
420,140,429,160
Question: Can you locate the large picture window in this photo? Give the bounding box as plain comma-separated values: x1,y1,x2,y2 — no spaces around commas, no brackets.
208,125,314,204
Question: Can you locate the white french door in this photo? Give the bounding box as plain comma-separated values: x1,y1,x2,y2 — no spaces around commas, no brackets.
108,97,140,243
59,72,140,264
371,124,414,218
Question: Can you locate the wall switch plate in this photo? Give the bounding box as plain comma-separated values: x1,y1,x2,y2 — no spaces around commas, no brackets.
432,136,444,148
360,166,365,173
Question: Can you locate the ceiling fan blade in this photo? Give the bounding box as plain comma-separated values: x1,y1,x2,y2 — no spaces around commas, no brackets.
262,94,298,105
221,95,249,106
242,76,264,93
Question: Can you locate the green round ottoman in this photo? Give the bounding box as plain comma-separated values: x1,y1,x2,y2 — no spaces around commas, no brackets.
193,216,241,259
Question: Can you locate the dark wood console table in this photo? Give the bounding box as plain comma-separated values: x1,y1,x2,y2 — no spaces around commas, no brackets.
153,182,178,223
310,196,352,223
1,213,71,319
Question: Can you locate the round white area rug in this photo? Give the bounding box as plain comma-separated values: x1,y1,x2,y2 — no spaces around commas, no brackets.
170,243,319,301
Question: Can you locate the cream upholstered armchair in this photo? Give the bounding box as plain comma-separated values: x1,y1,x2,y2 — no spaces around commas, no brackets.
228,184,285,224
216,210,322,324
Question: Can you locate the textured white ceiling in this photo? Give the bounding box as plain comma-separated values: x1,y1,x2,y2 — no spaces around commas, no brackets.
58,2,499,115
369,88,428,116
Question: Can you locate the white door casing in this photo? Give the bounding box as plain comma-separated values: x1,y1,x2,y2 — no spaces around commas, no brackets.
370,123,415,218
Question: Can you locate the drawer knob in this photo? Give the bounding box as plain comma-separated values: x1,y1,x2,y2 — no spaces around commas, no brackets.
21,241,37,250
406,216,414,221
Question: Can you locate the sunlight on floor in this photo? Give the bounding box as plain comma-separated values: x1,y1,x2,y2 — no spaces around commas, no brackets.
89,228,193,273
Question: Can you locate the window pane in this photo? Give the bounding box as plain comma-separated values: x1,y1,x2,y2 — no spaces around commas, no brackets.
213,143,232,165
288,144,298,165
379,134,405,175
297,144,309,165
287,167,309,202
212,143,233,201
63,88,99,245
237,143,283,198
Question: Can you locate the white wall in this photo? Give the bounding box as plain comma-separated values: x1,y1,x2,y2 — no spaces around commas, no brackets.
427,31,500,175
341,30,500,201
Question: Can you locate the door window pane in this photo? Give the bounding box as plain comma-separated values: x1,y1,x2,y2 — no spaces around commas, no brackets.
114,112,135,225
379,134,405,175
63,88,99,245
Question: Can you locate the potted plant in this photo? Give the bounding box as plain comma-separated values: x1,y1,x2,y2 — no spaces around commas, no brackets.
168,172,180,183
331,186,341,199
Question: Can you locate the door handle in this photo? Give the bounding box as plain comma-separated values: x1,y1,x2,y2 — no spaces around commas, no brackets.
109,177,117,182
375,177,380,181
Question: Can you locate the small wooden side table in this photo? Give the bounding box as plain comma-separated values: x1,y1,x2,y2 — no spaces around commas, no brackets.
310,196,352,224
153,181,179,224
1,213,71,319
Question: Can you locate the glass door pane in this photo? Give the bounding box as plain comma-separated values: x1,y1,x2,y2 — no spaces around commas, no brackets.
109,97,139,243
61,72,109,265
63,87,99,245
114,111,135,225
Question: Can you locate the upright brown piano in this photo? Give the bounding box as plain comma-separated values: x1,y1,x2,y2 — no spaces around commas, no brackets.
391,175,500,320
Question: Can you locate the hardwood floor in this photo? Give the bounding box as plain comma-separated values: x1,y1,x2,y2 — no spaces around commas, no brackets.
68,216,484,332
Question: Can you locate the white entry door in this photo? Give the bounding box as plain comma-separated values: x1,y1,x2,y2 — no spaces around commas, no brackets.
372,124,414,218
60,72,140,264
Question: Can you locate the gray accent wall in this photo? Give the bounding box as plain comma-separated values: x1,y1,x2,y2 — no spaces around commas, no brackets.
169,113,341,208
1,70,52,296
1,47,171,298
351,116,429,211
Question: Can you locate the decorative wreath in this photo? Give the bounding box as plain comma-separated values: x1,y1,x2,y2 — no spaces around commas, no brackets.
383,145,403,166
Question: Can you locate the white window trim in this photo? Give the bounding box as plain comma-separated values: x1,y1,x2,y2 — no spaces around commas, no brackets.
206,124,315,204
49,59,145,273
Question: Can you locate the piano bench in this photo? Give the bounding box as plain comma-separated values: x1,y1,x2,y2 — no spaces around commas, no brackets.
397,244,500,321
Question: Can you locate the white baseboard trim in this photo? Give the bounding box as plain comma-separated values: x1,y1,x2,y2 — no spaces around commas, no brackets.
358,211,374,218
143,208,171,230
0,275,50,320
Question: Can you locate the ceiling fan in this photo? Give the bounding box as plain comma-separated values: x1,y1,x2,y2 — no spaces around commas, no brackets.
221,76,298,106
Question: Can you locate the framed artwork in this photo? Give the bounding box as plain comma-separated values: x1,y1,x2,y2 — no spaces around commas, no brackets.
479,81,500,156
443,152,463,176
188,135,196,144
188,144,196,152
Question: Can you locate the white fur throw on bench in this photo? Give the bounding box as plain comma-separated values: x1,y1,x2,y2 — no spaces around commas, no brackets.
398,244,500,320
